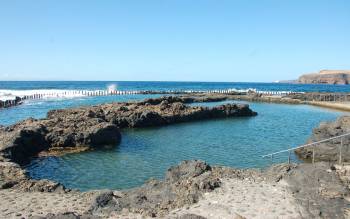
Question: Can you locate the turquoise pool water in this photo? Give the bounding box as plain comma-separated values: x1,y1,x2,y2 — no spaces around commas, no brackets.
25,101,347,191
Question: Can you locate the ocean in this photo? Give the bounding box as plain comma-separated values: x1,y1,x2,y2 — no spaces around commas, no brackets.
1,81,350,93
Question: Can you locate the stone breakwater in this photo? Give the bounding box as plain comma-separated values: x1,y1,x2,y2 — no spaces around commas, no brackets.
182,92,350,103
174,92,350,113
46,96,257,129
0,96,22,108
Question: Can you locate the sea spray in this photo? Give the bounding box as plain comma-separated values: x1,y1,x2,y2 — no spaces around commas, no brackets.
107,84,117,93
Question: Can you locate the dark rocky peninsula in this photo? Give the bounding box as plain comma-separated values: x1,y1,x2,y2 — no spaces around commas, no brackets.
0,96,256,165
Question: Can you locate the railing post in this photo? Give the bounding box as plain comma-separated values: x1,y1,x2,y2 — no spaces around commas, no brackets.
288,151,291,164
339,137,343,165
271,154,273,164
312,145,315,164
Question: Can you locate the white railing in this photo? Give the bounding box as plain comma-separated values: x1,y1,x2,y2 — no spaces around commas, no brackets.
262,132,350,165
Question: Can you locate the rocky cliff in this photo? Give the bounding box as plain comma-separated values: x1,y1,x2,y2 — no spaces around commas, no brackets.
298,70,350,85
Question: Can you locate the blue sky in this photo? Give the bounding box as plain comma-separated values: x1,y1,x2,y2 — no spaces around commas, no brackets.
0,0,349,82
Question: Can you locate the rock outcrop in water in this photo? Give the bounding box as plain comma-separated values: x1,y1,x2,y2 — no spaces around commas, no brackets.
295,116,350,162
0,96,256,164
47,96,257,128
0,117,121,164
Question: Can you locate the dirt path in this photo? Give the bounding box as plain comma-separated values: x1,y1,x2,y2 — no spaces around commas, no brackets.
0,189,94,219
168,178,302,219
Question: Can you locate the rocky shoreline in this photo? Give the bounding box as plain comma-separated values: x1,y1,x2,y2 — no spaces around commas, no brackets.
1,159,350,218
295,116,350,162
1,95,350,218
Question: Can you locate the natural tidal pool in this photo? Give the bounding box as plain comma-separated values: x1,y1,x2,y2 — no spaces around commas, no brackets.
25,101,348,191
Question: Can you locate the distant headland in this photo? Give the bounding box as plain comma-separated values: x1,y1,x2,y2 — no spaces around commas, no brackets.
278,70,350,85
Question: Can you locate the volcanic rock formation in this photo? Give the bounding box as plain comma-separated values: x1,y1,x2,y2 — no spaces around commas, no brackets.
298,70,350,85
0,96,257,164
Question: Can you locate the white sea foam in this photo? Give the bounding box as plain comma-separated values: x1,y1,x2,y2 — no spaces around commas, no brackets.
107,84,117,92
0,89,92,101
0,88,298,102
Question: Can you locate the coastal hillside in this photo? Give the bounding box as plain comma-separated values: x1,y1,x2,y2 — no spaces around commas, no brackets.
298,70,350,85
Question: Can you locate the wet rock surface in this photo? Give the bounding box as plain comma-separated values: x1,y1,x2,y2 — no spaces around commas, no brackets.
295,116,350,162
